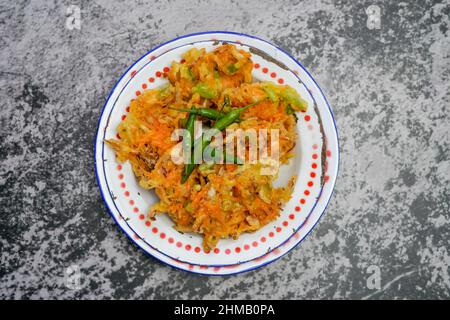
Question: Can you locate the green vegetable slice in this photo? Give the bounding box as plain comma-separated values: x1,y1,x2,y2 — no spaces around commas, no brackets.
192,83,217,99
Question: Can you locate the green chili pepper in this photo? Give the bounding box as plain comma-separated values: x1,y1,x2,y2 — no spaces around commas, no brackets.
203,100,262,155
181,100,262,183
184,109,196,149
192,83,216,99
169,107,225,120
213,100,260,131
181,109,196,182
181,162,196,183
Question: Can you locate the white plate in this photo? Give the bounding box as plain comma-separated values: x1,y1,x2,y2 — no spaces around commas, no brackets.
94,31,339,275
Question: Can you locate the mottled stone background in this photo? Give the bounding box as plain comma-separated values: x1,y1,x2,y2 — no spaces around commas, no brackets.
0,0,449,299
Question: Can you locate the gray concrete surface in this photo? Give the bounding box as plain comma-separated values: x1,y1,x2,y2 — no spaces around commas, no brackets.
0,0,449,299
